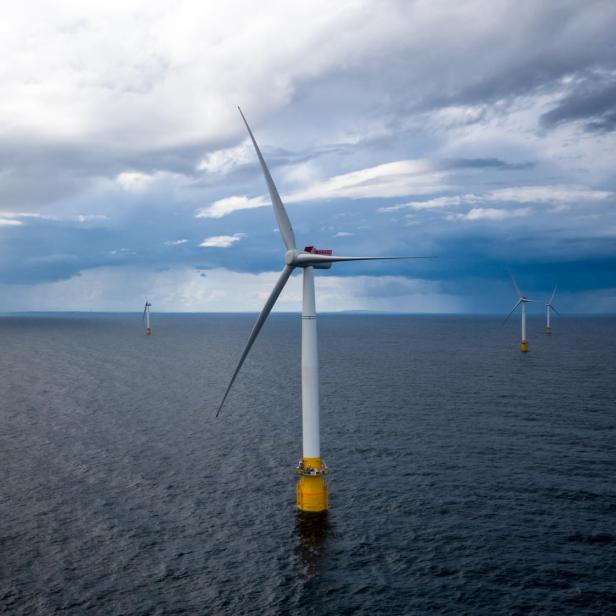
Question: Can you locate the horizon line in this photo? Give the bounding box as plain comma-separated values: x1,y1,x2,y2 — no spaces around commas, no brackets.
1,310,614,317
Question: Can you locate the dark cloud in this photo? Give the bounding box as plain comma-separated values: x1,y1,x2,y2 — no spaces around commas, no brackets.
540,72,616,133
291,1,616,125
0,135,212,208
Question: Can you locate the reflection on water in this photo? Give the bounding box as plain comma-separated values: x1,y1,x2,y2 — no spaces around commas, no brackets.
295,511,330,577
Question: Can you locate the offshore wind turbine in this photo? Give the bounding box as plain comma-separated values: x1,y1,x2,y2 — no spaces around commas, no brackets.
216,107,430,512
545,285,559,334
504,276,536,353
143,299,152,336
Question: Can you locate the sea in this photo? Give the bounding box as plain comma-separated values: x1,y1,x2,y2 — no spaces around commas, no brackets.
1,314,615,615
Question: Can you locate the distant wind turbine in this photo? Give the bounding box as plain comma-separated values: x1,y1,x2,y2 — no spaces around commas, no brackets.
216,107,431,512
545,285,559,334
504,275,536,353
143,299,152,336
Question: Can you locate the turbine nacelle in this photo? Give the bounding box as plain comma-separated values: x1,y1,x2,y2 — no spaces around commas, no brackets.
545,286,559,312
285,248,333,269
504,275,538,323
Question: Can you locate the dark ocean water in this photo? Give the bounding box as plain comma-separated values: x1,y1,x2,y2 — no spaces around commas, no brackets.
1,314,615,615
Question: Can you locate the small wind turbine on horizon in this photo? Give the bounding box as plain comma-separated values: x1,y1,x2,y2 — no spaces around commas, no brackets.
504,275,537,353
143,299,152,336
545,285,559,334
216,107,432,513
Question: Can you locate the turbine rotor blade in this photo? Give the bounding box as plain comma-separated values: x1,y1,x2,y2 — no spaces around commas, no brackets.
293,254,435,266
510,273,522,299
503,300,521,323
216,265,294,417
551,305,561,315
238,107,296,251
549,285,557,305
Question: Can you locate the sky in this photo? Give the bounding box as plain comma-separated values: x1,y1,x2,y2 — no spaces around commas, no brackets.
1,0,615,313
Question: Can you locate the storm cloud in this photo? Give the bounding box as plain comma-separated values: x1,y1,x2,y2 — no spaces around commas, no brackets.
541,71,616,132
0,0,615,312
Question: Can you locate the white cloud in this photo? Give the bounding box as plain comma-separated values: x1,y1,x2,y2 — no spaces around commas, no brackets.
196,159,448,218
334,231,353,237
0,212,108,226
288,160,447,202
164,239,188,246
0,218,23,226
431,105,487,128
195,195,268,219
199,233,246,248
0,0,402,151
1,212,46,219
0,212,56,223
379,195,478,212
486,185,611,204
115,170,195,195
448,207,532,221
197,140,254,174
379,185,613,215
116,171,156,192
75,214,109,223
282,161,321,186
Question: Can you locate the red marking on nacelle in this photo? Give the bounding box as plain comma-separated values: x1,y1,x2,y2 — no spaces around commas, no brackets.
304,246,333,255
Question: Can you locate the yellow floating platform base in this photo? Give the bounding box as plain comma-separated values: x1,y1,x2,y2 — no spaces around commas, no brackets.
296,457,328,512
520,340,528,353
146,327,152,336
545,327,552,334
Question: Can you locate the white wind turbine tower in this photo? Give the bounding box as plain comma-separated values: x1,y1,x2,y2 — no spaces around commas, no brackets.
504,276,536,353
545,285,559,334
143,299,152,336
216,107,431,512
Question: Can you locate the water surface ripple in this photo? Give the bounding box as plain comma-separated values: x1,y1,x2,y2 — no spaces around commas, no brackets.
1,315,615,614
